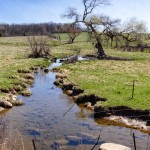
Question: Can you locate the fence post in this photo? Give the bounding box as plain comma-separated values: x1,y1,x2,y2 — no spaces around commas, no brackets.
133,133,136,150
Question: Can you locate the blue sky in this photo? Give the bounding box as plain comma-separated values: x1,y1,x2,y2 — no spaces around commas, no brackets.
0,0,150,30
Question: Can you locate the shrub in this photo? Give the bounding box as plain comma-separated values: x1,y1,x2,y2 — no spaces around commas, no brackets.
27,36,51,58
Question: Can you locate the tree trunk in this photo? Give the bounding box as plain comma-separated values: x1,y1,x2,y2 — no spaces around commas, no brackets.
110,37,113,48
68,37,74,44
88,24,106,58
95,40,106,58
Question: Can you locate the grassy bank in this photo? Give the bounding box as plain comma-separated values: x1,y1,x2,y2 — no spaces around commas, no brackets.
61,50,150,110
0,37,50,95
0,35,85,95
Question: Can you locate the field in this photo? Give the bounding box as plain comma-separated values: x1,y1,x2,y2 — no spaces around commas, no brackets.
0,33,150,110
0,36,50,95
57,33,150,110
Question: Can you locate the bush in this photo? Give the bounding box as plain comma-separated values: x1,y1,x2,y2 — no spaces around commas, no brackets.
27,36,51,58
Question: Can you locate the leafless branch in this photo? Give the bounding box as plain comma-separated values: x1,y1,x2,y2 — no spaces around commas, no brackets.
27,36,51,58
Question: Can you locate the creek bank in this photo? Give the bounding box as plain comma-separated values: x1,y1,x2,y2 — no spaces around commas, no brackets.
0,64,50,112
53,65,150,133
0,93,23,112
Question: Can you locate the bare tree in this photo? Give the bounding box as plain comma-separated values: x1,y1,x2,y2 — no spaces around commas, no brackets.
63,0,110,58
63,24,81,44
27,36,51,58
102,16,120,47
119,18,147,47
0,25,6,37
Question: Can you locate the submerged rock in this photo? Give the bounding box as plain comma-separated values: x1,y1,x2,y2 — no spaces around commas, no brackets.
100,143,131,150
66,135,82,142
54,139,69,146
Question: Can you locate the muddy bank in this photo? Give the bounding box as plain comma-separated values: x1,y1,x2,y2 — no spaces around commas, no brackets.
94,106,150,133
53,68,150,133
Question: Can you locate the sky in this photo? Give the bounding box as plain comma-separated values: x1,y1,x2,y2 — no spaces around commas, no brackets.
0,0,150,30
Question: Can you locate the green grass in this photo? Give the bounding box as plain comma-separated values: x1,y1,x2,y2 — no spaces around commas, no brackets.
0,38,50,94
61,50,150,110
55,32,150,110
0,33,150,110
51,32,95,57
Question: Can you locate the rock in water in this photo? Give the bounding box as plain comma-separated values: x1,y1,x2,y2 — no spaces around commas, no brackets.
0,107,4,112
66,135,82,142
100,143,131,150
54,139,69,146
0,100,13,108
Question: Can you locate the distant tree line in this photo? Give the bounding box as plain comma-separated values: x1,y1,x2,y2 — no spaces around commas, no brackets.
0,22,84,37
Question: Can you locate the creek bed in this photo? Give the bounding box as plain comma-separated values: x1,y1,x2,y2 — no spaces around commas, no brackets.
2,59,149,149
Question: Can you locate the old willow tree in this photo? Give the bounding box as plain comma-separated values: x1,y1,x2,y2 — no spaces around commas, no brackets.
63,0,114,58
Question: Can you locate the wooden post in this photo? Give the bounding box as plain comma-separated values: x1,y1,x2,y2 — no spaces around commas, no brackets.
131,80,135,99
133,133,136,150
32,139,36,150
91,134,101,150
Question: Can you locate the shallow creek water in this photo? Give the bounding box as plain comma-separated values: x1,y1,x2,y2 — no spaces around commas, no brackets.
3,59,150,149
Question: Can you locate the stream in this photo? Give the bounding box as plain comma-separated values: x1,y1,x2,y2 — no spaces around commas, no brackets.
3,59,150,150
